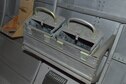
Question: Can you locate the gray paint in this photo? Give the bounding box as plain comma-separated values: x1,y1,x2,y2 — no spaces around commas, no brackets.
34,63,81,84
0,60,29,84
34,0,126,23
0,0,125,84
0,0,6,26
99,26,126,84
0,0,19,26
34,0,120,43
23,1,118,83
22,0,125,84
102,60,126,84
0,33,41,84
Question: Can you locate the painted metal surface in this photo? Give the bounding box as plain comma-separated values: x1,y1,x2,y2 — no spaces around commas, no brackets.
34,63,81,84
23,1,120,84
98,26,126,84
34,0,126,24
21,0,125,84
0,0,6,26
102,60,126,84
0,33,41,84
0,60,29,84
97,24,124,84
0,0,19,26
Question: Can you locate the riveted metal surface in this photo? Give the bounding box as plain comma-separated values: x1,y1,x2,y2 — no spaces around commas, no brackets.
101,0,126,18
34,0,126,23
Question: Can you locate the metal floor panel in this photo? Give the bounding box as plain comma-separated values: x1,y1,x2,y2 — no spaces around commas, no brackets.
0,60,29,84
0,33,41,84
